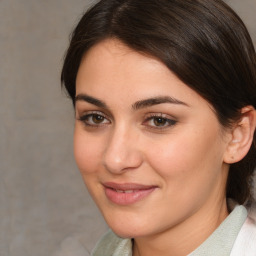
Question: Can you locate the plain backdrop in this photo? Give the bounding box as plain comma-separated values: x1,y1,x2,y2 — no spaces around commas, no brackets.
0,0,255,255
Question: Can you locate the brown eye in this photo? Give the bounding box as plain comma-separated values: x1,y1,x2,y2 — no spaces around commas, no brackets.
92,114,105,124
78,112,110,127
153,117,167,127
143,114,177,130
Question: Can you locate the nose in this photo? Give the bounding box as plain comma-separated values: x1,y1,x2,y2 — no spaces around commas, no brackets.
103,125,143,174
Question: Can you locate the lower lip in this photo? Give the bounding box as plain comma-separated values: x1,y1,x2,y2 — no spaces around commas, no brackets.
104,187,156,205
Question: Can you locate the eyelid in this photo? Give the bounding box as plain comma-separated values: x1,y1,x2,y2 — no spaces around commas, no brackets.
77,110,111,126
144,112,176,121
143,113,177,129
75,103,114,120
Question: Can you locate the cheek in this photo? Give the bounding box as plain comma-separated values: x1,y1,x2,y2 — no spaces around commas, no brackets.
73,129,103,174
144,129,227,220
73,129,105,202
145,125,224,183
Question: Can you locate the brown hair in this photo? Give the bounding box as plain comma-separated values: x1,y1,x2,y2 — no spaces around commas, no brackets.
61,0,256,204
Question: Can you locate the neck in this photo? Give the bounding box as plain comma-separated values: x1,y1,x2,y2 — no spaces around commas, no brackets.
133,198,228,256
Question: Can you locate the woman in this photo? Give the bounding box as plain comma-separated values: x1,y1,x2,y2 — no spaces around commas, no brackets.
61,0,256,255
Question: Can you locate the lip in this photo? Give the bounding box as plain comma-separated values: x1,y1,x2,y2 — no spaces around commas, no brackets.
103,182,158,205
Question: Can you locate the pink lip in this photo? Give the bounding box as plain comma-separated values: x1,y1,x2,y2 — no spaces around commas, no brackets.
103,182,157,205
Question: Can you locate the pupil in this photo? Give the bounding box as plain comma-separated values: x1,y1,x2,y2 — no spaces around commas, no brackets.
154,117,166,126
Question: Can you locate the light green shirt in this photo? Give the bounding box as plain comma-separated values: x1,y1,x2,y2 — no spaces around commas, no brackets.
91,205,247,256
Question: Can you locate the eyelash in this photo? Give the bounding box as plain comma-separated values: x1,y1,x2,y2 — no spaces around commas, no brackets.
77,112,177,130
143,113,177,130
77,111,110,127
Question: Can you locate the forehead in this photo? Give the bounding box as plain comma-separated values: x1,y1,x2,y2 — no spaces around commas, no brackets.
76,39,202,105
77,39,166,86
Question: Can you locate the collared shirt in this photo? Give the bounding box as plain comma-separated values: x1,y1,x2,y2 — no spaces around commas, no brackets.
91,204,256,255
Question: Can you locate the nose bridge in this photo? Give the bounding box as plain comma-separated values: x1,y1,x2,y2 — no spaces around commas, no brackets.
103,122,142,173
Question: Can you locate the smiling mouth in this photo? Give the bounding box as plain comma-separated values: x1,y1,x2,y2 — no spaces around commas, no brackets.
103,182,157,205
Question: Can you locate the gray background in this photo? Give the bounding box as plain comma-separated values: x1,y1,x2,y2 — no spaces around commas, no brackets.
0,0,255,255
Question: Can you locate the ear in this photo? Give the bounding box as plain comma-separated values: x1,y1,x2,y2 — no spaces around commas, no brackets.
224,106,256,164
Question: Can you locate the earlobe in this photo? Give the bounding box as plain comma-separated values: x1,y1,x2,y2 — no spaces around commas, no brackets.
224,106,256,164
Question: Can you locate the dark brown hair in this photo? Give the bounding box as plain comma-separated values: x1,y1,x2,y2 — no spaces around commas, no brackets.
61,0,256,204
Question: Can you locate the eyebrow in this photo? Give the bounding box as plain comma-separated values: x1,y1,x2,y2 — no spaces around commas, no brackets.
132,96,188,110
75,94,188,110
75,94,108,109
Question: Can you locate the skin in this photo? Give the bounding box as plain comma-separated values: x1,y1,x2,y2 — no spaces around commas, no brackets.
74,39,232,256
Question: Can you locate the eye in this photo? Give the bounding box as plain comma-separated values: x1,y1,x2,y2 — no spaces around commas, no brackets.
152,117,168,127
78,112,110,127
144,114,177,129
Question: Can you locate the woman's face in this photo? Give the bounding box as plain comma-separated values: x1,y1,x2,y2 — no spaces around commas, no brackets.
74,39,230,239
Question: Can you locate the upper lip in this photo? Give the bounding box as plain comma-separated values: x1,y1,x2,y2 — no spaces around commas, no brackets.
103,182,158,191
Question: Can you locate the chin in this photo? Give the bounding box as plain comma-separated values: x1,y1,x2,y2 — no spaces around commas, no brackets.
102,212,149,238
110,226,148,239
106,215,161,239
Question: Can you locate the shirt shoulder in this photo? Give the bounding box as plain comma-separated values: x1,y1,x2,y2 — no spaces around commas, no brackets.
231,215,256,256
91,230,132,256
